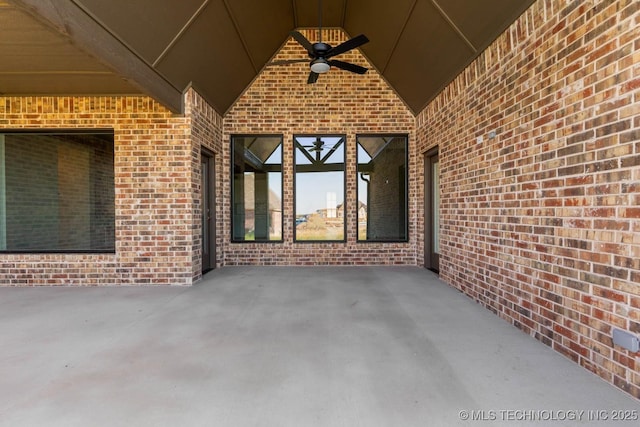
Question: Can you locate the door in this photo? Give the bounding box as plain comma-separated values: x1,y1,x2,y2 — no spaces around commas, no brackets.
201,152,215,273
424,149,439,273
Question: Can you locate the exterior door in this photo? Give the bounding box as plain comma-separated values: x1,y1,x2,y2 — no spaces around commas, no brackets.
201,152,215,273
424,149,440,273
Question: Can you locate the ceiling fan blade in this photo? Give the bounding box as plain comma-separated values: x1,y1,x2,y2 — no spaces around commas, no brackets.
268,59,309,66
325,34,369,58
307,71,319,84
290,30,315,55
328,60,368,74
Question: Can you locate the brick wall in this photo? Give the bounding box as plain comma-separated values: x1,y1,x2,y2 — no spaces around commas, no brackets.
416,0,640,398
223,29,416,265
0,95,212,285
184,88,225,277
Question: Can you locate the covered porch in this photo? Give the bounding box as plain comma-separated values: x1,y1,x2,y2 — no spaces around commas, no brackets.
2,267,638,426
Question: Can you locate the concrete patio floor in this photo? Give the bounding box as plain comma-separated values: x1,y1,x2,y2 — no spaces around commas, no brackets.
1,266,639,427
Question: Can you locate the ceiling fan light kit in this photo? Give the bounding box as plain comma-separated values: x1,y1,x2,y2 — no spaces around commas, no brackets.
310,58,331,74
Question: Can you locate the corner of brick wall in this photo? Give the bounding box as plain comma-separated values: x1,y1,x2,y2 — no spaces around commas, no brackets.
416,0,640,399
184,88,224,278
0,95,197,285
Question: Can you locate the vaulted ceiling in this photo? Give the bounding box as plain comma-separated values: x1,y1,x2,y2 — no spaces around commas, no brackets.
1,0,534,115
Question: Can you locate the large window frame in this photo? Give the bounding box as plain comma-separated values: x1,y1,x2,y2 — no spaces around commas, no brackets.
0,129,115,253
231,135,284,243
294,135,347,243
356,134,409,242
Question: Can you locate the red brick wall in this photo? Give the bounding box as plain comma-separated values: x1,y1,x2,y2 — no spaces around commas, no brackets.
416,0,640,398
223,29,416,265
185,89,225,277
0,94,222,285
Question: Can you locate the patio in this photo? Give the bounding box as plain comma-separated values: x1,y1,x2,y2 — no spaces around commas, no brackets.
1,267,638,426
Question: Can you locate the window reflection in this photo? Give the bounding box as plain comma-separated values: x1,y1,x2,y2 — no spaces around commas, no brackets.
0,131,114,252
357,135,408,241
294,136,345,241
231,135,283,242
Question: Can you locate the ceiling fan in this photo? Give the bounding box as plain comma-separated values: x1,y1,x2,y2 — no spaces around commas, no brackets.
297,137,344,162
269,0,369,84
302,137,325,152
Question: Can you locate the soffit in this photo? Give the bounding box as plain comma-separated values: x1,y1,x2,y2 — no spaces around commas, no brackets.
0,1,138,95
3,0,535,115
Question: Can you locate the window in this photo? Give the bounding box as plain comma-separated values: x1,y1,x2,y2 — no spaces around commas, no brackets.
357,135,408,241
231,135,283,242
0,130,115,252
294,135,345,242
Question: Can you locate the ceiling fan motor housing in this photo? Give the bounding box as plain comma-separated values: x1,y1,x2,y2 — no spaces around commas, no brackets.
311,42,331,56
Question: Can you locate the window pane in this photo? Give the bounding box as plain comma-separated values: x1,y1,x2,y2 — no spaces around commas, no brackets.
232,136,283,242
295,136,345,241
357,135,408,241
0,131,115,252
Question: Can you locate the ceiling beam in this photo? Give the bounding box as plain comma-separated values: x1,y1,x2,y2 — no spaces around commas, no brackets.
381,0,417,73
152,0,210,68
9,0,184,113
292,0,299,28
222,0,258,73
431,0,477,53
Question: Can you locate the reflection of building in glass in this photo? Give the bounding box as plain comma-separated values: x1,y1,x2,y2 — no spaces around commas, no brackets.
326,192,337,218
336,202,367,221
232,136,283,241
0,132,115,252
243,173,282,239
294,136,345,241
357,136,407,241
